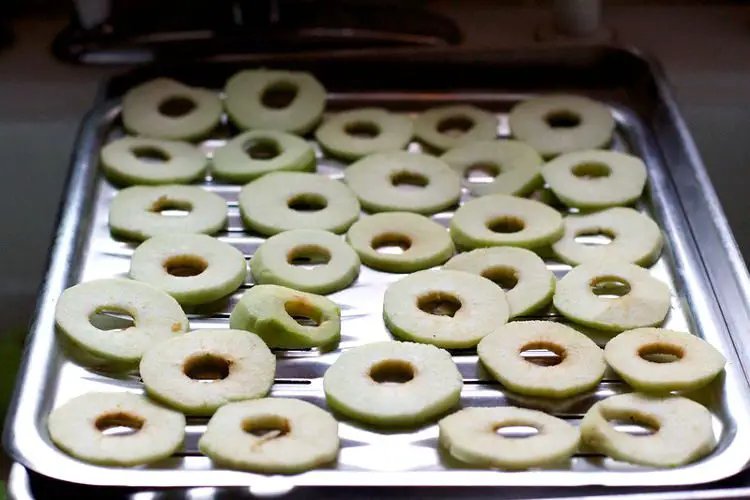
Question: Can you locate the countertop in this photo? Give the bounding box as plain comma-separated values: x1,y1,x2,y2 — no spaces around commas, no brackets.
1,4,750,331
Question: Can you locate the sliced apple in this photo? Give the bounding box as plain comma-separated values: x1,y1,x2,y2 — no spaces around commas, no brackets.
323,341,462,427
199,398,339,473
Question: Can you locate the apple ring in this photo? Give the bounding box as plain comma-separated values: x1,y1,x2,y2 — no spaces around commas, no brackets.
508,94,615,158
552,207,663,266
129,233,247,305
478,321,606,398
109,185,227,241
443,247,554,317
604,327,726,393
580,393,716,467
250,229,360,295
239,172,360,236
225,69,326,134
346,212,454,273
315,108,413,161
542,150,647,209
122,78,222,140
230,284,341,350
199,398,339,473
100,136,207,186
211,130,315,183
344,151,461,215
440,140,543,197
414,104,498,152
323,341,462,427
439,406,580,469
55,278,188,364
383,269,509,348
450,194,564,251
140,329,275,415
553,261,671,332
48,392,185,466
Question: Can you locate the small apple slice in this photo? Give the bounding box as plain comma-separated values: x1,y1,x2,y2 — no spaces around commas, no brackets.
346,212,454,273
55,278,188,365
542,150,647,210
225,69,326,135
344,151,461,215
604,327,726,393
478,321,605,398
323,341,462,427
315,108,413,161
122,78,222,141
508,94,615,158
251,228,360,294
140,329,275,416
384,269,509,349
552,207,663,266
199,398,339,473
439,406,580,469
109,185,228,241
553,261,671,332
414,105,498,152
230,284,340,350
48,392,185,466
440,140,543,197
212,129,315,183
239,172,360,236
101,136,207,186
580,393,716,467
130,233,247,305
450,194,564,251
443,247,554,317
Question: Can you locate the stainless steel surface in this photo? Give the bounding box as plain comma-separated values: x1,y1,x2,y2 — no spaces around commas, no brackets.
8,464,34,500
6,48,750,495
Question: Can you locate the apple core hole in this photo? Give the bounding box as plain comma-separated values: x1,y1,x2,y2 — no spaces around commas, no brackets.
369,359,415,384
183,353,231,381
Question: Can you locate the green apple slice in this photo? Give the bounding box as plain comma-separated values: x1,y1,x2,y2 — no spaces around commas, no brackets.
552,207,663,266
48,391,185,466
344,151,461,215
122,78,222,141
443,247,554,317
477,321,605,398
439,406,580,469
199,398,339,473
230,284,340,350
553,261,671,332
508,94,615,158
346,212,453,273
239,172,360,236
251,229,360,295
604,327,726,393
383,269,509,348
323,341,462,427
315,108,413,161
211,129,315,183
414,104,498,152
580,393,716,467
129,233,247,305
542,150,647,209
109,185,227,241
440,139,543,197
140,329,275,415
55,278,188,364
225,69,326,135
450,194,564,251
101,136,207,186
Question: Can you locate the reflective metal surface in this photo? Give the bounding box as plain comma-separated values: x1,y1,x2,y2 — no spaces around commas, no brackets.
6,48,750,495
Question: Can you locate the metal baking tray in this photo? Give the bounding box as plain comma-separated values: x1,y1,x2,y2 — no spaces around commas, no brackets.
7,47,750,496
